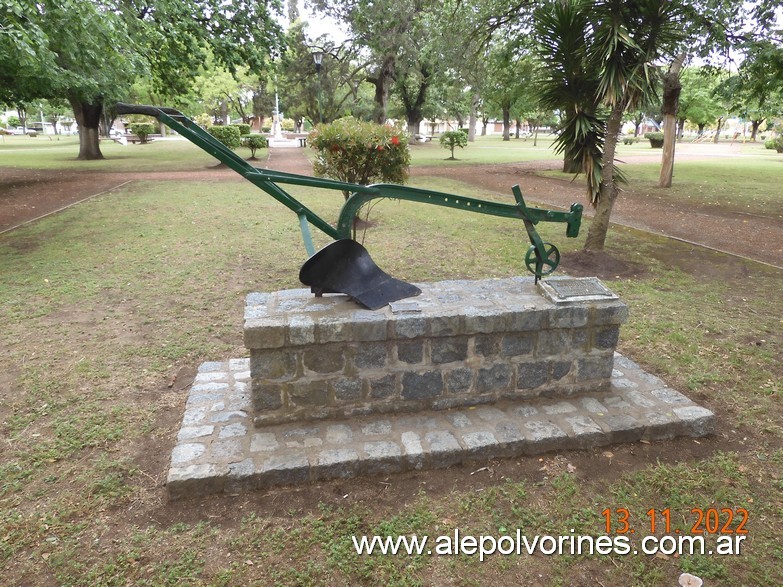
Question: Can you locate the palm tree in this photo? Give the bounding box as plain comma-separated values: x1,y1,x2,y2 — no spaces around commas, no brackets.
535,0,685,251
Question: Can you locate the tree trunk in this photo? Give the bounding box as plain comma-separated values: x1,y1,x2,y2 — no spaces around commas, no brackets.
369,55,396,124
658,53,685,189
750,119,763,141
697,124,705,135
502,104,510,141
468,91,480,142
481,117,488,136
584,104,624,251
69,97,104,160
515,118,521,139
677,117,686,140
713,117,723,143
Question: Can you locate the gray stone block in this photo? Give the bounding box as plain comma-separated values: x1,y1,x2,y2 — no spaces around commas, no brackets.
673,406,715,437
552,361,572,382
362,420,392,435
594,326,620,350
198,361,225,373
393,315,427,339
652,388,693,405
592,303,629,325
350,312,389,342
303,345,345,374
462,431,498,456
253,383,283,411
368,374,397,399
537,330,571,357
398,340,424,364
401,371,444,400
424,430,462,466
431,337,469,364
445,368,473,394
500,333,534,357
333,378,363,402
603,414,643,443
495,422,525,446
473,406,506,422
251,350,297,380
219,423,248,439
244,316,287,349
506,308,545,331
447,413,472,428
288,380,330,407
578,397,607,413
516,361,549,390
524,420,568,452
430,313,463,337
400,431,425,468
326,424,353,444
464,307,507,334
578,355,614,380
550,306,589,329
473,334,499,357
565,415,605,446
288,315,316,346
476,364,512,393
260,454,310,486
171,443,206,464
354,342,388,369
177,426,215,441
314,448,361,479
543,402,577,415
315,316,353,343
250,432,279,452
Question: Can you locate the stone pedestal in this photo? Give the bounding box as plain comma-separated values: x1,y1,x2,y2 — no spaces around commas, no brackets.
244,277,628,426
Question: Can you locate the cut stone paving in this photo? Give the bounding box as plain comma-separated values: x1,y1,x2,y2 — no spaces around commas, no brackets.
166,277,715,499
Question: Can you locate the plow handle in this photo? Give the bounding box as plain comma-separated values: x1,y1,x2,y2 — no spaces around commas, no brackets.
115,102,181,118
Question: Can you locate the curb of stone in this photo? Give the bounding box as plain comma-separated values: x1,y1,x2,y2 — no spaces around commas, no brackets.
166,353,715,500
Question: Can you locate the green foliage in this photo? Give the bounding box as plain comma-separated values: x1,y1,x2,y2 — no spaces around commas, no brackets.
644,131,665,147
440,129,468,159
129,123,156,143
622,136,638,145
241,133,268,158
208,125,241,150
7,116,20,128
764,136,783,152
309,117,410,199
236,123,251,136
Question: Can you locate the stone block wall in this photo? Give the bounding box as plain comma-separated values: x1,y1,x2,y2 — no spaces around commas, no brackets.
245,277,627,426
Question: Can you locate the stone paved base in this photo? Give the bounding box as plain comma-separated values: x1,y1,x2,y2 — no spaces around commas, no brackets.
167,354,715,499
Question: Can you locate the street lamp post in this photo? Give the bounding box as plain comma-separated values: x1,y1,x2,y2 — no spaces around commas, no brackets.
312,50,324,125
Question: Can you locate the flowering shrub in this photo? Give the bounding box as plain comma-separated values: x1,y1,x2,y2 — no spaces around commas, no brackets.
308,117,410,200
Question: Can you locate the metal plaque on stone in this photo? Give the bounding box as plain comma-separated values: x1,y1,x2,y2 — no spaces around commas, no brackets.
537,276,619,304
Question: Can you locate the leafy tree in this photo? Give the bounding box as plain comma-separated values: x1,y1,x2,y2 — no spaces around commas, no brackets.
440,130,468,159
535,0,686,251
678,68,723,135
279,23,372,125
241,134,268,159
0,0,284,159
310,0,438,123
484,41,535,141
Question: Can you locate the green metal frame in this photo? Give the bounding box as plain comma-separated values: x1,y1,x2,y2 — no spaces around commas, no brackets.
115,103,583,279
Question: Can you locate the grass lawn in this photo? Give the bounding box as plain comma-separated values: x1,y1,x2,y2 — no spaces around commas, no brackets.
1,139,782,586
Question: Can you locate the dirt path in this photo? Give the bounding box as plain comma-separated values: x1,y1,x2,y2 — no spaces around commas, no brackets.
2,146,782,268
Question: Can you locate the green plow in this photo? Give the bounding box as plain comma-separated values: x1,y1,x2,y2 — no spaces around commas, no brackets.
115,103,583,309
